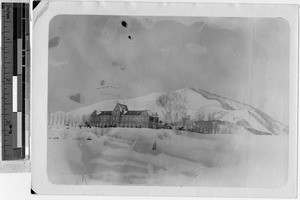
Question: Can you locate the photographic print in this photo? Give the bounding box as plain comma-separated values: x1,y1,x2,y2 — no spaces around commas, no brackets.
47,14,290,187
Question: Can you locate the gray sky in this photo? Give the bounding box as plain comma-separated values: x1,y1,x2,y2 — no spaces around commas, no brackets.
48,15,289,125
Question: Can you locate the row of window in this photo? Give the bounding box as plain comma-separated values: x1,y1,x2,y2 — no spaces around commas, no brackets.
93,116,110,121
92,123,146,128
149,117,159,122
120,123,144,128
122,116,148,122
92,115,153,122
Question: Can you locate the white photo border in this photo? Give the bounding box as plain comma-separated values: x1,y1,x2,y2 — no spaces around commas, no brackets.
31,0,298,197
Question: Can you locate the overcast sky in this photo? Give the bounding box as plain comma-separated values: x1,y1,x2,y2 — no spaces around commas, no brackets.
48,15,289,125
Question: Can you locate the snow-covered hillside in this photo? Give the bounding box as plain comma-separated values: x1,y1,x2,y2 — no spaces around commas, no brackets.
193,88,288,135
49,88,288,135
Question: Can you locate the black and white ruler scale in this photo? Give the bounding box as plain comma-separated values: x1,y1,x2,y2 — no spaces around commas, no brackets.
1,2,30,160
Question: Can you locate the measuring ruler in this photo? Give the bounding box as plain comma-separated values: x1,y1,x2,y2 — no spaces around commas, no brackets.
1,2,30,160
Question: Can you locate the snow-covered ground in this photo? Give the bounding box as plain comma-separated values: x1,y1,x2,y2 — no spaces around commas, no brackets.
47,126,288,187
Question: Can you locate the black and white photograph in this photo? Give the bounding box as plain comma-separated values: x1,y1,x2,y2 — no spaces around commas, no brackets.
47,14,290,187
30,1,298,197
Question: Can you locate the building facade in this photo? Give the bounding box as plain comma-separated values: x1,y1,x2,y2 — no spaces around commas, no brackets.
190,120,219,134
90,103,159,129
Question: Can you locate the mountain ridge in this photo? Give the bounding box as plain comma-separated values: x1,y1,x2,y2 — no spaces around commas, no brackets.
190,87,288,135
49,87,288,135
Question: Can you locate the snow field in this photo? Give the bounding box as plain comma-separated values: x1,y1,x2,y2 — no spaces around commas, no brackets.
47,127,288,187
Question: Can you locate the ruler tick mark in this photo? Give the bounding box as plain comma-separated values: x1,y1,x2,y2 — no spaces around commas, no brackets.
2,2,30,160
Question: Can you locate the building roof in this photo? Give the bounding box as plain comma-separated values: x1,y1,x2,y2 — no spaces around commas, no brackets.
124,111,144,115
117,103,128,111
98,111,112,116
117,103,127,107
92,103,158,118
147,110,158,117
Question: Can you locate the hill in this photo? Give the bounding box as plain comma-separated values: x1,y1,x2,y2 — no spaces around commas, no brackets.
48,88,288,135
